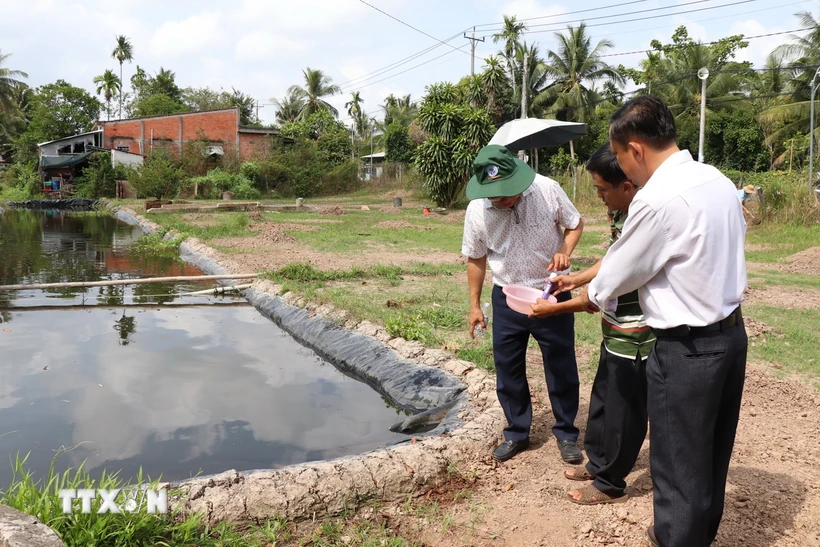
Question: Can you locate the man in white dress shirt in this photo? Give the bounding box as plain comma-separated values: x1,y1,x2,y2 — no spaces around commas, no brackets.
576,96,748,546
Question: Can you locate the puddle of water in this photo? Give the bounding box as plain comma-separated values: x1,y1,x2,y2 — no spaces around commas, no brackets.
0,210,406,486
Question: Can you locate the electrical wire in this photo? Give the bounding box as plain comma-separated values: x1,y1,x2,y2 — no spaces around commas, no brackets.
599,28,814,58
472,0,650,28
356,0,470,56
514,0,760,36
475,0,720,34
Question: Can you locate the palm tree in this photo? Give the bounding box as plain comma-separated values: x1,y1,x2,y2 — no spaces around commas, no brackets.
382,94,417,128
271,90,305,125
481,55,508,117
492,15,527,100
288,67,341,120
759,10,820,146
534,24,623,125
0,50,27,116
345,91,364,119
94,69,122,121
111,35,134,119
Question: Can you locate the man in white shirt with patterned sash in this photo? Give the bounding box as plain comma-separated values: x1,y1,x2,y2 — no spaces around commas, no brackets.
575,96,748,547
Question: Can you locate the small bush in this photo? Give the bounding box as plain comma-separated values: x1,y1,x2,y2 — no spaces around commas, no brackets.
127,151,185,199
231,180,261,200
74,152,126,198
321,161,360,195
385,313,437,346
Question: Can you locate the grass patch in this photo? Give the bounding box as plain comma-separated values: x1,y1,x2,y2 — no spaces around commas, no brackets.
748,270,820,290
1,452,291,547
745,224,820,263
456,339,495,372
303,519,416,546
745,305,820,377
262,262,456,287
151,212,252,240
128,233,181,259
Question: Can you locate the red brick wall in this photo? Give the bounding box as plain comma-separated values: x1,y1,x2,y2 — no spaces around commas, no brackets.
100,109,239,158
239,133,277,161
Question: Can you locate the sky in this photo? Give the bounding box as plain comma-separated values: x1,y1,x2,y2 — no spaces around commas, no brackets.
0,0,813,127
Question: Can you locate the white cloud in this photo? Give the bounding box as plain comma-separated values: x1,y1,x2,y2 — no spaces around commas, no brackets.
234,32,304,63
149,11,225,58
730,19,786,68
497,0,566,23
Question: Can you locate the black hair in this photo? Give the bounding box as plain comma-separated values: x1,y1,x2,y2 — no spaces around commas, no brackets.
609,95,677,149
586,143,627,187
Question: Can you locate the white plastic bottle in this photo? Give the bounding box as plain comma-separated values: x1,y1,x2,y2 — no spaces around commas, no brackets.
474,302,491,338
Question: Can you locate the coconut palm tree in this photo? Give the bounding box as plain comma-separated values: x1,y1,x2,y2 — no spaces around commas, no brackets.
492,15,527,100
288,67,341,120
759,10,820,145
381,94,417,127
345,91,364,119
271,90,305,125
534,24,623,124
0,50,27,116
94,69,122,121
111,35,133,119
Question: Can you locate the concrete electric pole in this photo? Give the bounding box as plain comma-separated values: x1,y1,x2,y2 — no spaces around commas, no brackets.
464,27,485,76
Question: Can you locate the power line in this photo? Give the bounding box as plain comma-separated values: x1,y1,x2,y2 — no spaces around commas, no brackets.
335,31,466,89
599,27,813,58
476,0,717,34
356,0,470,56
339,46,466,94
509,0,760,37
472,0,650,29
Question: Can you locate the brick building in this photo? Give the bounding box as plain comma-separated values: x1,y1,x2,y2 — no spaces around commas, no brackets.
91,107,281,161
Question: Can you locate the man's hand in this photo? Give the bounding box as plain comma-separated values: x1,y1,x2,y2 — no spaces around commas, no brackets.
548,252,571,272
529,298,561,318
579,285,600,314
550,274,578,294
469,307,486,339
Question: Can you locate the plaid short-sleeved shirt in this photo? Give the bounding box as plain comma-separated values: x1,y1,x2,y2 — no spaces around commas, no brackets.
461,175,581,289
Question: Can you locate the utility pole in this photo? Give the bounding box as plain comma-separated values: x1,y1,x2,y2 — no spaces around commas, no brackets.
809,67,820,192
697,67,709,163
520,52,529,119
464,27,485,76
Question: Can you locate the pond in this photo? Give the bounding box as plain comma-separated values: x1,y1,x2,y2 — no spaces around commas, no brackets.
0,210,407,487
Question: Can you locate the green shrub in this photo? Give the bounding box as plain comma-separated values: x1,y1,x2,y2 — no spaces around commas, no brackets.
74,152,126,198
1,162,40,199
321,161,360,195
239,160,262,187
127,151,184,199
743,170,820,225
231,180,261,200
385,313,437,345
186,168,254,199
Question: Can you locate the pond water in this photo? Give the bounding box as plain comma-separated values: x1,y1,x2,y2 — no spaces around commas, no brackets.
0,210,406,487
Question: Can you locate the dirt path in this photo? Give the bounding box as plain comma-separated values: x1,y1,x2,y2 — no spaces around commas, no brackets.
383,349,820,547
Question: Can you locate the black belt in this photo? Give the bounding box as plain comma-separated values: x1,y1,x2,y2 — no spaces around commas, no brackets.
652,307,742,338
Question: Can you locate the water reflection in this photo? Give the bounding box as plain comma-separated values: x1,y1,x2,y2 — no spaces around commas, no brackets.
0,210,406,485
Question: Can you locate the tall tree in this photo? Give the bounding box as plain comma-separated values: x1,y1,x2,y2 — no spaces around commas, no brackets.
345,91,364,119
14,80,101,164
534,24,623,123
93,69,122,121
111,35,134,119
182,86,257,125
0,50,28,116
760,10,820,146
481,55,507,117
288,67,341,120
271,90,305,125
492,15,527,110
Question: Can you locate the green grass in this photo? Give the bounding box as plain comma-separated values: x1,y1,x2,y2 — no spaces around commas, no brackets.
128,233,181,259
745,305,820,378
302,519,417,546
745,224,820,263
151,212,252,240
748,270,820,290
1,452,291,547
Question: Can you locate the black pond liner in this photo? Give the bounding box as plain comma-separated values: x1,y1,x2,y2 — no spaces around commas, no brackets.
5,198,100,211
112,207,468,445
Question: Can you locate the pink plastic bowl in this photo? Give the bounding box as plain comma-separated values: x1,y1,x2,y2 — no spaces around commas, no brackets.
502,285,557,316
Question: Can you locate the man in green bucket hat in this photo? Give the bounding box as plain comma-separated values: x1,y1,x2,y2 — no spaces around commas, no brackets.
462,144,585,464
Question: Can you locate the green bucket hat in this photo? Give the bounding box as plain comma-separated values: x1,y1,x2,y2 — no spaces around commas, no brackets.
466,144,536,200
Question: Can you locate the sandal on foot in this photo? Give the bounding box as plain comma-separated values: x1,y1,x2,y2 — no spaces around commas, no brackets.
564,465,594,481
567,484,628,506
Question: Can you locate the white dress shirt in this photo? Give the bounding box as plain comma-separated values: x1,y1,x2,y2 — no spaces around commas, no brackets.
462,175,581,289
588,150,747,329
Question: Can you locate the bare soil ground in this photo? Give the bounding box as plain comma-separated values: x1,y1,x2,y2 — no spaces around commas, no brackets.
374,221,434,231
374,348,820,547
743,285,820,310
781,247,820,276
